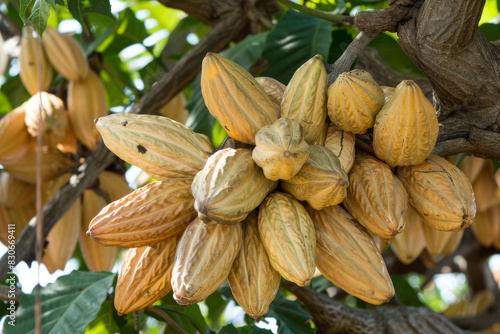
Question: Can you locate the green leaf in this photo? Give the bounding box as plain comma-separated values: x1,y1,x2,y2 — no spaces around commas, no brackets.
204,290,229,329
0,91,13,114
392,276,425,307
492,159,500,174
67,0,114,34
266,292,314,334
454,153,467,167
28,0,51,36
310,275,334,294
99,8,148,54
327,28,354,64
262,10,332,84
479,23,500,41
19,0,34,24
85,300,121,334
216,324,273,334
3,271,115,334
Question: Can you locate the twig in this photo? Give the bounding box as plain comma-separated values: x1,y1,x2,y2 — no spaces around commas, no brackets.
276,0,354,26
146,307,189,334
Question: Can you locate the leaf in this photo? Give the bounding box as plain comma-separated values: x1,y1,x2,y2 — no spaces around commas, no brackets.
28,0,51,36
262,10,332,84
67,0,114,34
454,153,467,167
85,300,121,334
212,120,228,148
310,275,334,294
99,8,148,54
391,275,425,307
492,159,500,174
0,91,13,114
327,28,354,64
3,271,115,334
266,292,314,334
216,324,273,334
19,0,34,25
479,23,500,41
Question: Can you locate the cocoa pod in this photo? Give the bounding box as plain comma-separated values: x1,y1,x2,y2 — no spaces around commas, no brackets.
96,113,214,180
281,145,348,210
172,217,243,305
308,205,394,305
397,155,476,231
1,200,35,246
457,156,485,184
0,170,35,210
391,205,426,264
0,104,32,165
280,55,328,144
471,205,500,248
472,161,498,212
228,210,281,322
258,192,316,286
19,25,52,95
158,92,189,124
192,148,277,224
256,77,286,110
115,237,178,314
42,26,89,80
367,230,391,253
422,223,463,256
343,156,407,238
323,123,355,173
327,69,384,134
67,71,107,151
55,120,78,154
201,52,278,144
252,118,310,181
88,179,196,248
98,171,133,202
80,189,117,272
373,80,439,167
380,86,394,104
0,201,11,246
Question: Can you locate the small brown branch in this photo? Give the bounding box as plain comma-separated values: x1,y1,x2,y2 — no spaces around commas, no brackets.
354,2,413,33
147,307,189,334
276,0,354,26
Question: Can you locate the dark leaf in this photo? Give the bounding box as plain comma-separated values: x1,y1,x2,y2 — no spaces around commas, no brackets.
266,291,314,334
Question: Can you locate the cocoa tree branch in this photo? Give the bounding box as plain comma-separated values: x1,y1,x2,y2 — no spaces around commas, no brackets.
276,0,354,26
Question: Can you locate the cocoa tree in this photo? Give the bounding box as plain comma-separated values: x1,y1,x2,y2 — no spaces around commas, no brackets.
0,0,499,333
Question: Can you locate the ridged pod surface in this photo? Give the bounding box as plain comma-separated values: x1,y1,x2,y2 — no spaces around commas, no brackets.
252,118,310,181
19,26,52,95
158,92,189,124
80,190,117,272
397,155,476,231
115,237,178,314
471,205,500,248
42,26,89,80
256,77,286,110
172,217,243,305
192,148,277,224
280,55,327,144
43,174,81,274
228,211,281,322
380,86,394,104
25,92,68,147
96,113,214,180
327,69,384,134
67,71,108,151
0,105,32,165
88,179,196,248
343,156,408,238
391,205,426,264
0,171,35,210
201,53,278,144
423,224,463,256
281,145,348,210
323,123,355,173
373,80,439,167
308,205,394,304
472,161,498,212
258,192,316,286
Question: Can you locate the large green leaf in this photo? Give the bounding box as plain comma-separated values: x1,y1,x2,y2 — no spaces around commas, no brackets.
85,300,121,334
4,271,115,334
99,8,149,54
327,28,354,64
392,275,425,307
479,23,500,41
262,10,332,84
266,292,314,334
67,0,114,34
28,0,52,35
216,324,273,334
204,290,229,330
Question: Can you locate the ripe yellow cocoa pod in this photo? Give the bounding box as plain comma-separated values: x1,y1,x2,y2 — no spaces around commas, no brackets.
380,86,394,104
228,210,281,322
115,237,177,314
471,205,500,248
258,192,316,286
308,205,394,305
252,118,310,181
323,123,355,173
397,155,476,231
467,291,495,316
280,55,327,144
42,26,89,80
256,77,286,110
88,179,196,248
0,104,32,165
367,230,391,253
158,92,189,124
98,171,133,202
391,205,426,264
19,26,52,95
67,71,107,151
192,148,277,224
327,69,384,134
80,189,117,272
442,299,468,318
472,161,498,212
422,223,463,256
201,53,278,144
343,156,407,238
373,80,439,167
281,145,348,210
96,113,214,180
1,200,35,246
172,217,243,305
457,156,485,184
0,201,11,246
0,171,35,210
43,174,81,274
25,92,68,147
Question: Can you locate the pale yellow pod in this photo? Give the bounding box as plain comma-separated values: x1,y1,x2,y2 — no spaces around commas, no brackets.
472,161,498,212
422,223,463,256
252,118,310,181
0,202,11,247
373,80,439,167
0,170,35,210
343,156,408,238
457,156,485,184
228,211,281,322
308,205,394,305
471,205,500,248
98,171,133,202
327,69,384,134
1,200,35,246
280,55,328,144
256,77,286,110
201,53,278,144
281,145,348,210
192,148,277,224
391,205,426,264
380,86,395,104
96,113,214,180
172,217,243,305
115,237,177,314
19,25,52,95
398,155,476,231
0,105,32,165
258,192,316,286
323,123,355,173
158,92,189,124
